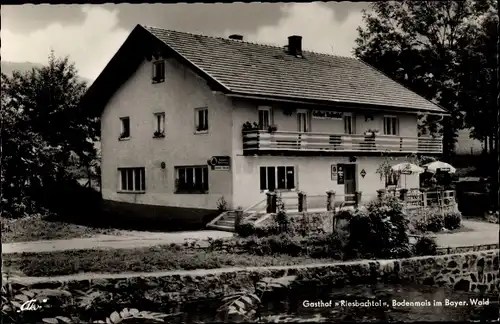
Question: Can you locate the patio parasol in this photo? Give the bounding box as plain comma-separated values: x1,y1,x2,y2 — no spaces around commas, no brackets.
424,161,456,174
391,163,425,188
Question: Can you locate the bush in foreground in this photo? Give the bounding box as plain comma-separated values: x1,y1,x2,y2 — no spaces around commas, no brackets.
425,213,444,232
346,195,411,259
413,236,438,256
444,211,462,230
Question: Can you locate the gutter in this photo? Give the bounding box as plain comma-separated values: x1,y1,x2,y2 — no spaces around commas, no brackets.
225,93,451,116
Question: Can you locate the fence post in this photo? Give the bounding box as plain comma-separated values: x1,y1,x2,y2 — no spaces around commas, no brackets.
326,190,336,211
354,191,362,208
266,192,277,214
298,191,307,212
235,207,243,229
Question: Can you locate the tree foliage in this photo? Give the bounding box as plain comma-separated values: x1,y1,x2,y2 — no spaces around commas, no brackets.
1,51,99,218
354,0,497,159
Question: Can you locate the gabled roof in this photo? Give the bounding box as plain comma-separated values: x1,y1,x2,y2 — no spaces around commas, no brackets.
82,24,449,116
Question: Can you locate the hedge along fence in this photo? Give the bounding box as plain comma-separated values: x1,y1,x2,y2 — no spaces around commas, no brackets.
436,244,500,255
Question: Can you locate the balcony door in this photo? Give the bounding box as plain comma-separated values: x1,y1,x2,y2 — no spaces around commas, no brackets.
296,110,310,149
258,106,273,130
297,110,310,133
343,114,355,134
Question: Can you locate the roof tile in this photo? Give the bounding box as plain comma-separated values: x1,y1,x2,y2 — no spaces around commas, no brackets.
143,26,446,113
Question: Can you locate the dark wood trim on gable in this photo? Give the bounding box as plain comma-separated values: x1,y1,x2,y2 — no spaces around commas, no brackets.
80,25,229,118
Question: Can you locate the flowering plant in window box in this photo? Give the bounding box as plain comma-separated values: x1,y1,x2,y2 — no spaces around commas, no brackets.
153,130,165,138
196,125,208,132
364,129,379,138
118,132,129,140
267,124,278,133
152,76,164,83
242,121,260,132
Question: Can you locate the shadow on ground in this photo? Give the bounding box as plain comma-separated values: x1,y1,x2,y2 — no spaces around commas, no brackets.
41,179,220,232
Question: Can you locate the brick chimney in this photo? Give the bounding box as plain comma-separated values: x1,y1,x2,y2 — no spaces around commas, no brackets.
229,34,243,40
287,35,303,56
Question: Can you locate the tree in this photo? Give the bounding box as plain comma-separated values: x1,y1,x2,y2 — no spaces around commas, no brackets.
1,51,99,218
354,0,496,161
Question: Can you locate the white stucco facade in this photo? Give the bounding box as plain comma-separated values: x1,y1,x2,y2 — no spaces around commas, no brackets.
100,56,234,210
100,56,422,212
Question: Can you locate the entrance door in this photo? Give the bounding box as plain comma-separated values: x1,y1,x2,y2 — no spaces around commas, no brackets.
343,164,356,202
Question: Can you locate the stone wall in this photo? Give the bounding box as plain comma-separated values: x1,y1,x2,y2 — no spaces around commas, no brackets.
9,250,498,305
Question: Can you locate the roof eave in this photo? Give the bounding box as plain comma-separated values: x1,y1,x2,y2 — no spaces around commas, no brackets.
225,92,450,115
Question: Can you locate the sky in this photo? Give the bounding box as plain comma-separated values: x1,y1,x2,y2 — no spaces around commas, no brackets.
1,2,370,81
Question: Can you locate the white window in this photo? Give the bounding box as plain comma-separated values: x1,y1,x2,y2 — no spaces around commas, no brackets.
297,110,310,132
195,107,209,132
118,167,146,192
383,116,399,135
259,166,295,191
152,60,165,83
258,106,273,130
175,166,209,193
119,117,130,139
153,112,165,137
344,114,355,134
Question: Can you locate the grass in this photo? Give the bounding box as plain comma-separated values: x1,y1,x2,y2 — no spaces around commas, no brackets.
443,225,474,234
2,244,337,277
1,216,122,244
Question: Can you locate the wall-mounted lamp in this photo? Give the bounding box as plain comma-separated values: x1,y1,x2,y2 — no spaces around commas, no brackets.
160,162,166,169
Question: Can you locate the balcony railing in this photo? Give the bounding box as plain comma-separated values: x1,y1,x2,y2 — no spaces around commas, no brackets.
242,130,443,154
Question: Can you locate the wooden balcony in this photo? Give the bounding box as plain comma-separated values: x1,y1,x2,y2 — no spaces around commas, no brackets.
242,130,443,155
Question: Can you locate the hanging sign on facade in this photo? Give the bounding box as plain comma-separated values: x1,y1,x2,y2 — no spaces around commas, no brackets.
312,110,343,120
331,165,338,180
208,156,231,171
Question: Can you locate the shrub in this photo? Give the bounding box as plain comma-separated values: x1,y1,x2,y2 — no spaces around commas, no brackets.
295,213,325,236
413,236,438,256
305,232,345,259
345,195,410,259
411,218,429,234
235,222,257,238
242,234,303,257
425,213,444,232
444,211,462,230
216,196,228,212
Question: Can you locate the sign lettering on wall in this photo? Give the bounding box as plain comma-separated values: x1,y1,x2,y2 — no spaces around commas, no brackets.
312,110,343,120
331,165,338,180
208,156,231,171
337,164,345,185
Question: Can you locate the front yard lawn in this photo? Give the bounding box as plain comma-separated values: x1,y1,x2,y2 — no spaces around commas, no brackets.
2,245,336,277
1,216,121,243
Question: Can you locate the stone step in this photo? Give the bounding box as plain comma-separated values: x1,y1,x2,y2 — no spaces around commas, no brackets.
206,224,235,232
216,220,235,227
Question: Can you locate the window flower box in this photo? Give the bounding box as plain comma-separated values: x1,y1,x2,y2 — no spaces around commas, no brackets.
153,130,165,138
